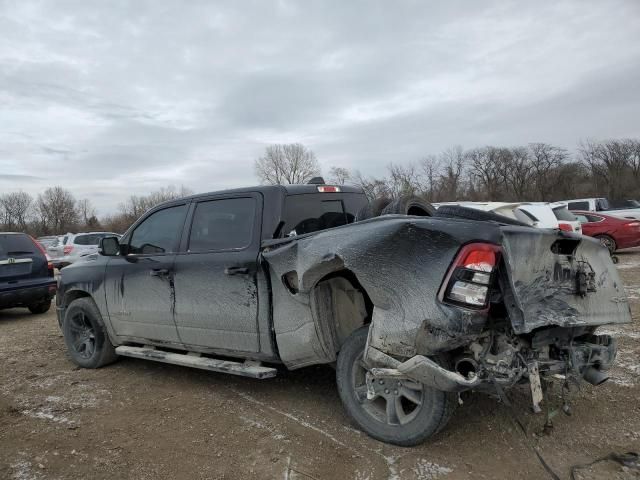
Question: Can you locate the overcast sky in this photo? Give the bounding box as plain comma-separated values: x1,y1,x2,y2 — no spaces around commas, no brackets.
1,1,639,214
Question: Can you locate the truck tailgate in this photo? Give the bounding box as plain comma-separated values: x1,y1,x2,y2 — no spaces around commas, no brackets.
500,228,632,334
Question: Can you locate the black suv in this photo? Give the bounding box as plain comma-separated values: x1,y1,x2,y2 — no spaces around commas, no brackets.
0,233,56,314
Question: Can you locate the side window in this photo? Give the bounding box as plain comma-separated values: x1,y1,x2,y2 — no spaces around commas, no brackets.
568,201,589,210
585,214,604,223
188,197,256,252
129,204,187,255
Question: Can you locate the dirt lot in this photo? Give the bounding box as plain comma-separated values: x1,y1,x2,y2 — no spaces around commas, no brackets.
1,250,640,480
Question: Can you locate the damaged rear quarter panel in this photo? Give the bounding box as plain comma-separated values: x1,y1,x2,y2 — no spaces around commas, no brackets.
263,216,502,368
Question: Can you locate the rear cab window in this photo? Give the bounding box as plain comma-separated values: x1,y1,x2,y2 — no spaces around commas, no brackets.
281,193,367,237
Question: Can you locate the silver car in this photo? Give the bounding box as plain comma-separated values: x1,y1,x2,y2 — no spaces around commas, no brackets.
56,232,121,267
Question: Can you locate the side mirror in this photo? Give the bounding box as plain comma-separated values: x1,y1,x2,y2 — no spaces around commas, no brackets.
99,236,120,256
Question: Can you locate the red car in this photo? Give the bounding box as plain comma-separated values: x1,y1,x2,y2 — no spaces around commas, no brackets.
572,210,640,252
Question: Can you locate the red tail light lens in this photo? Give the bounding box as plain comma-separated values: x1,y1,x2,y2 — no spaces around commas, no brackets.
63,245,73,255
558,223,573,232
440,243,501,308
625,221,640,229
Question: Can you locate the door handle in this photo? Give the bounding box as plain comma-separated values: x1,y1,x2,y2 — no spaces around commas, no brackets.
224,266,249,275
149,268,170,277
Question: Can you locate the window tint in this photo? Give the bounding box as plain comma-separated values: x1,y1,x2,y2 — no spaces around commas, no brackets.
283,196,355,236
74,235,92,245
188,197,256,252
552,207,577,221
0,234,36,257
129,205,187,255
596,198,609,211
568,201,589,210
585,214,605,223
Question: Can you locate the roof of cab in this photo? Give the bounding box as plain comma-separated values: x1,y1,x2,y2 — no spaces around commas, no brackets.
179,183,364,201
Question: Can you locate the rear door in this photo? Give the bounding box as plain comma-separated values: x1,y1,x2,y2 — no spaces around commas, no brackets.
172,193,262,353
104,203,188,344
500,227,632,334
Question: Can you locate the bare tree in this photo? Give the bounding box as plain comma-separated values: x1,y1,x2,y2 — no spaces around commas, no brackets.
255,143,321,185
579,139,639,200
328,166,351,185
0,191,33,231
504,147,533,200
529,143,568,201
467,147,508,200
36,187,78,234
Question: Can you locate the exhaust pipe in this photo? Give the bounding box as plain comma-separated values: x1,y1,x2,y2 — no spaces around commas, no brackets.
583,366,609,386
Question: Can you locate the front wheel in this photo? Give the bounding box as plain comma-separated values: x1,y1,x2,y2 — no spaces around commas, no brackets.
336,327,456,446
62,298,118,369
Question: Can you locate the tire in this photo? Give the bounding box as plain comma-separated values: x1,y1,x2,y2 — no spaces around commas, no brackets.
355,197,392,222
595,234,617,254
435,205,530,227
336,326,456,446
381,196,436,217
28,299,51,314
62,297,118,369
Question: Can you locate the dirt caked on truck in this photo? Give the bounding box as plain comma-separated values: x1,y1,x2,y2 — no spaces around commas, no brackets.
56,180,631,445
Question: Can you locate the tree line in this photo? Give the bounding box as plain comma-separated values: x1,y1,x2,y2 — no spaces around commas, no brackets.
2,138,638,237
0,185,192,237
255,139,640,203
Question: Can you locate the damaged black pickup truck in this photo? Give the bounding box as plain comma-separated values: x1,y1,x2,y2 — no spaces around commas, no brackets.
56,181,632,446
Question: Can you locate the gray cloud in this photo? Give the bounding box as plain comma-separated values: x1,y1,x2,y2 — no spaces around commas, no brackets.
1,0,639,214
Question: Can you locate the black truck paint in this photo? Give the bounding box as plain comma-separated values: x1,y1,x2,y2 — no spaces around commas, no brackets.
55,184,632,444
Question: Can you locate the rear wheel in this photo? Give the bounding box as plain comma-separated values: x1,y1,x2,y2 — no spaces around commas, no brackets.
595,234,616,253
62,298,118,369
336,327,456,446
28,298,51,314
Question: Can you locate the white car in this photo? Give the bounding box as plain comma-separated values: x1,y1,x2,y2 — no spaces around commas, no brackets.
561,197,640,220
433,202,582,233
56,232,121,267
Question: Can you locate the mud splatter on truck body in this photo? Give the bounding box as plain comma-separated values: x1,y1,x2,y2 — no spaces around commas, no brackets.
263,215,631,368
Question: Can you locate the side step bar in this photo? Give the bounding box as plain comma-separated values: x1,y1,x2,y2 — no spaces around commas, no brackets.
115,346,277,379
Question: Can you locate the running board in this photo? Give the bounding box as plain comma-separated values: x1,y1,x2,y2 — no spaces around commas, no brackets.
115,346,277,379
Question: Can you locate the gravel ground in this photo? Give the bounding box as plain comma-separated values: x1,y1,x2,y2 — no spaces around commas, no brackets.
1,249,639,479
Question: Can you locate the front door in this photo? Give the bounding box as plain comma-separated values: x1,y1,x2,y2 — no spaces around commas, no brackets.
104,203,188,344
172,194,261,353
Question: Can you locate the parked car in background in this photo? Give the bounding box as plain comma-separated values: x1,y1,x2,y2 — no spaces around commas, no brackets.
571,210,640,253
609,199,640,210
433,202,581,233
547,202,582,234
561,197,640,220
55,232,121,268
1,233,56,313
36,236,59,250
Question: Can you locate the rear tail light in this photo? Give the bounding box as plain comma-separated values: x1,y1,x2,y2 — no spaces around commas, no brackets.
625,221,640,229
63,245,74,255
317,185,340,193
29,236,54,272
558,223,573,232
440,243,501,308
